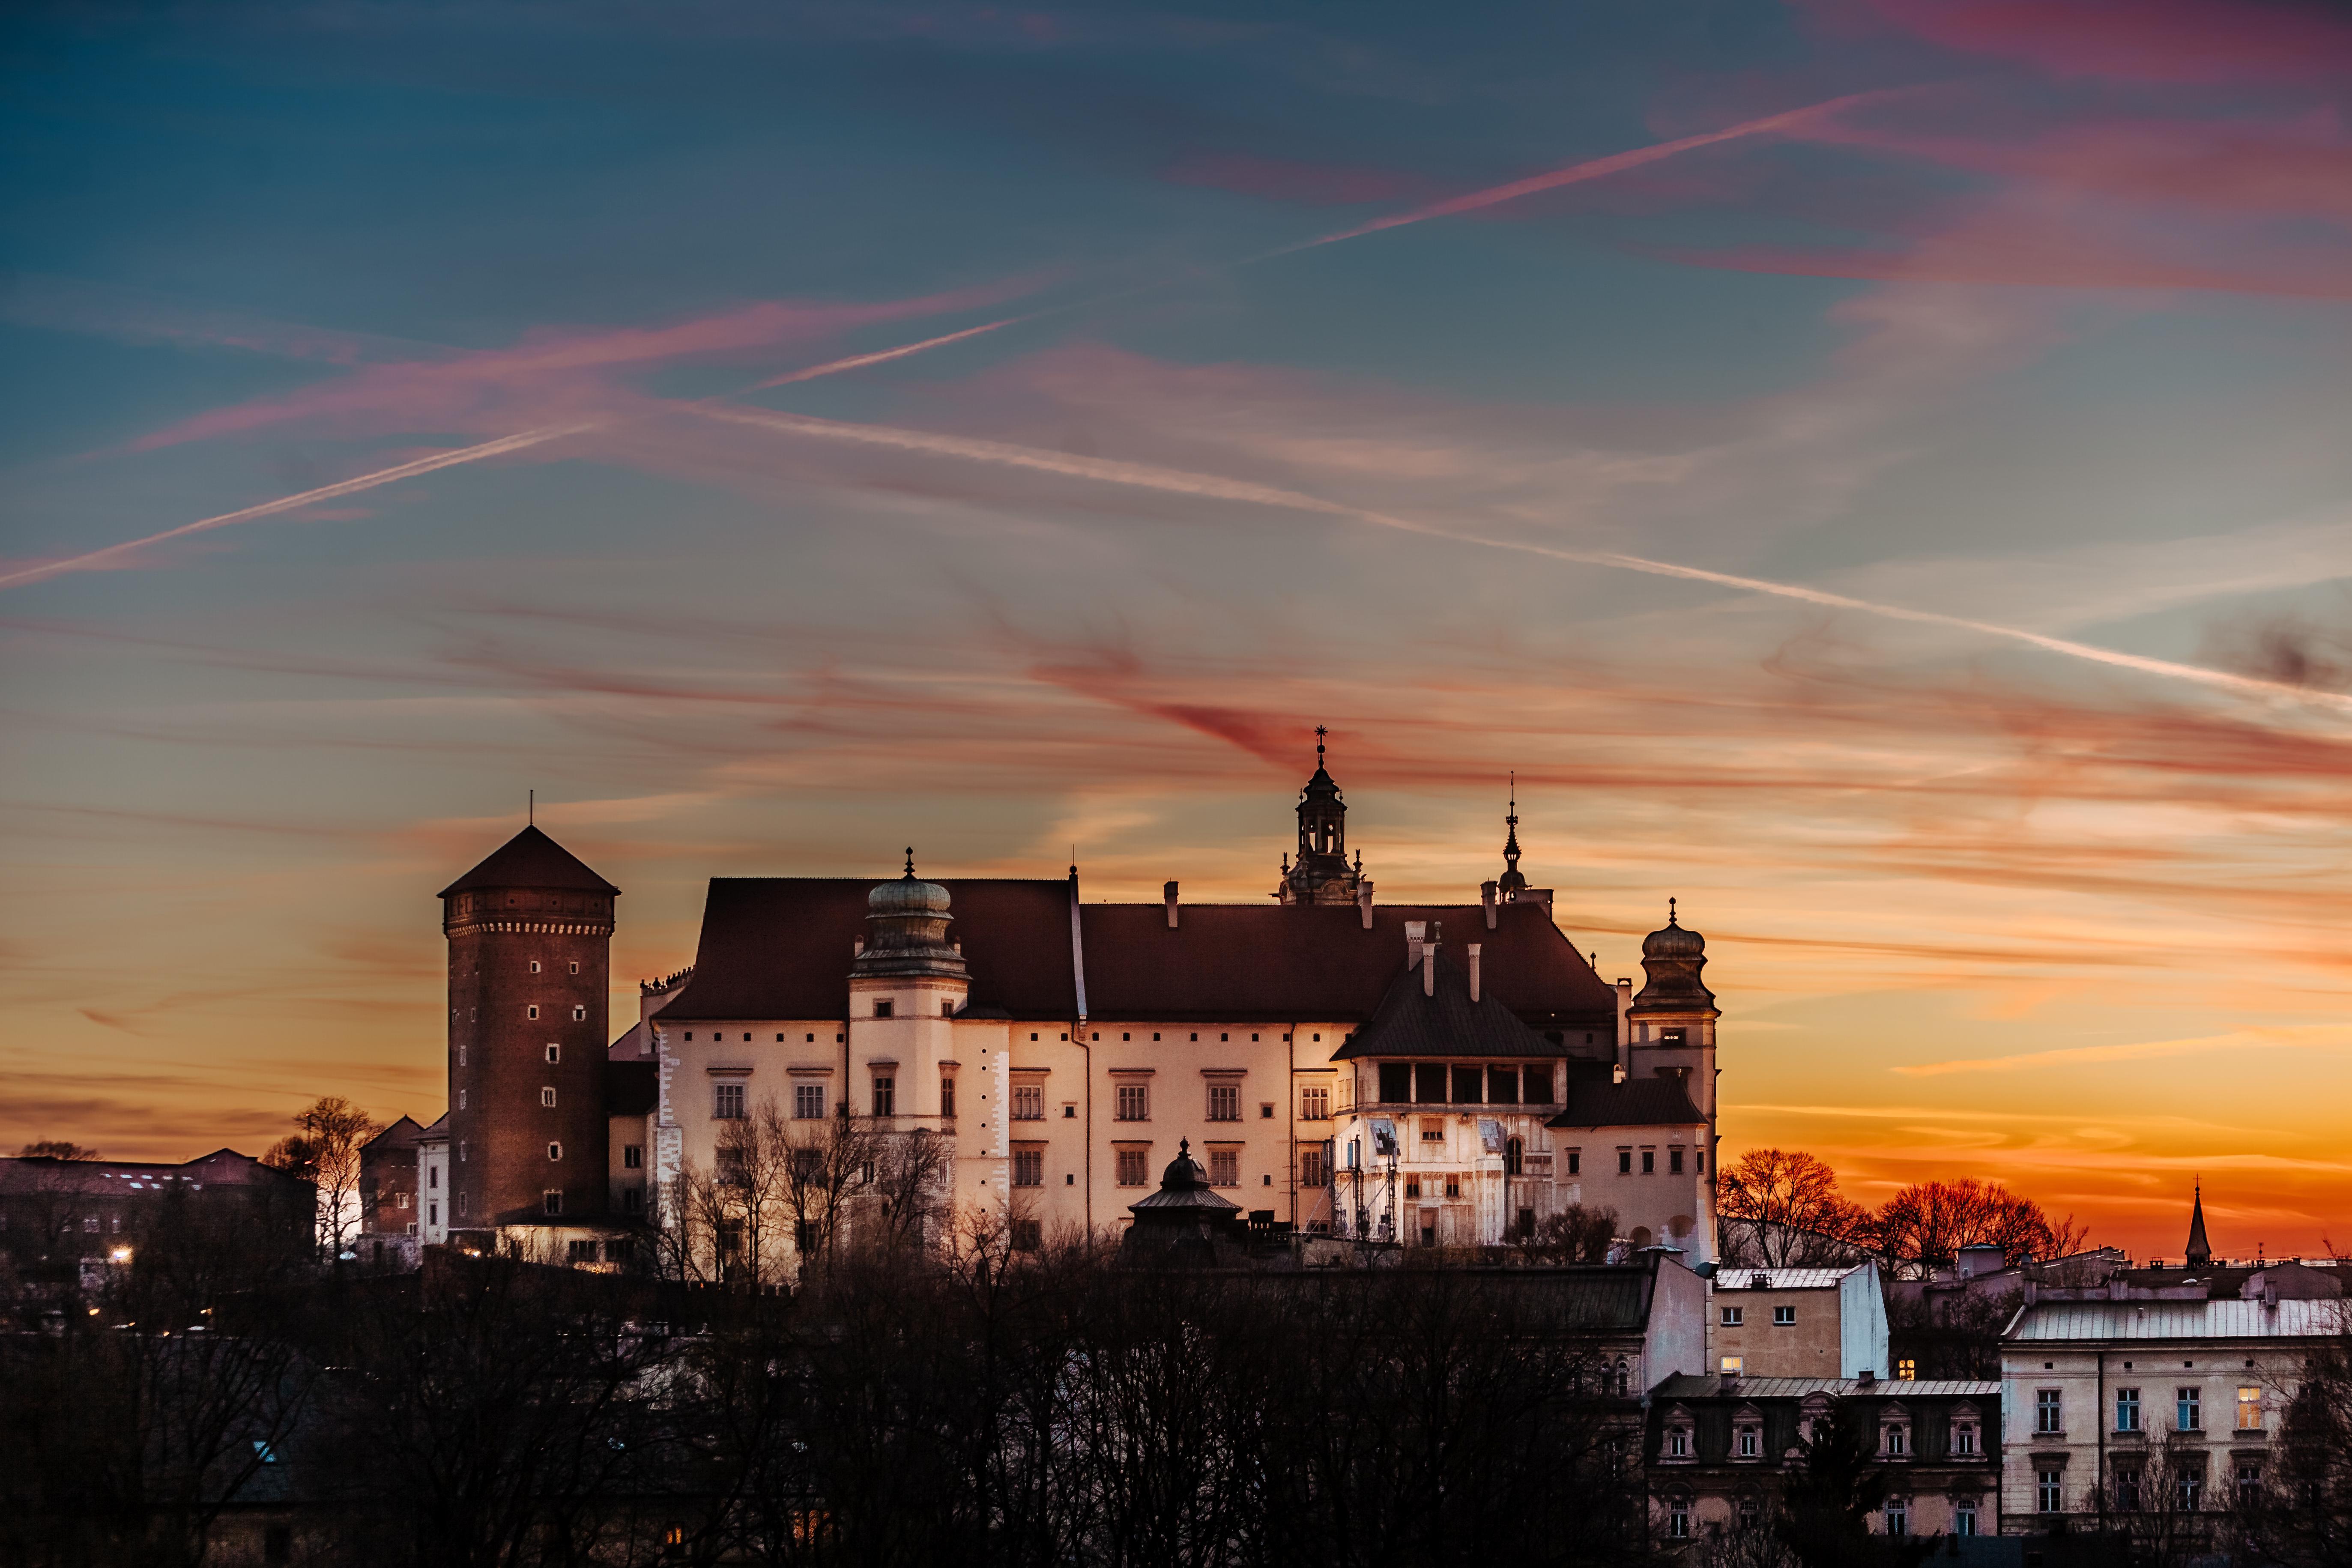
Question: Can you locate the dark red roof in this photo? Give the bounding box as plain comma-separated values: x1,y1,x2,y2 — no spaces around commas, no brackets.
1548,1075,1705,1129
437,825,619,899
1332,954,1573,1060
657,876,1618,1038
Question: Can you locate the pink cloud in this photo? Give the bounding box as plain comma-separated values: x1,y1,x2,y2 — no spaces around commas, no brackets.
1804,0,2352,84
123,277,1047,454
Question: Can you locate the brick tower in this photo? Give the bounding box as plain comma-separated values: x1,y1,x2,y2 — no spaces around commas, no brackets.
438,825,619,1236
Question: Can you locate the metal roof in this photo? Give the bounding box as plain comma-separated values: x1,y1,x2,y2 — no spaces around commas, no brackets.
1653,1374,1997,1400
1712,1266,1861,1291
2007,1299,2346,1342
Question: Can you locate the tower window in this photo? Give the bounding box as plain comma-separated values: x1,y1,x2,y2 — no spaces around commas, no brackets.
527,1006,539,1019
545,1044,560,1063
541,1087,557,1107
568,961,579,974
547,1143,562,1162
530,961,541,974
458,1090,467,1110
572,1006,586,1021
873,1000,893,1019
873,1077,895,1117
714,1084,746,1120
623,1145,642,1169
543,1190,562,1215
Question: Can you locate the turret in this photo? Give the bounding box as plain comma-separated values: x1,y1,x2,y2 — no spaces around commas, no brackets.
1276,726,1368,905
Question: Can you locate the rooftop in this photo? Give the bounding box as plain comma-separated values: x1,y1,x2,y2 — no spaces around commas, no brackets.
1653,1374,1998,1400
438,824,619,899
2007,1298,2347,1343
1712,1265,1867,1291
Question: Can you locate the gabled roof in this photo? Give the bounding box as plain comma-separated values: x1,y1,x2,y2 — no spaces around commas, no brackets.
363,1116,425,1153
1332,953,1573,1059
437,825,619,899
1547,1075,1705,1129
654,875,1619,1033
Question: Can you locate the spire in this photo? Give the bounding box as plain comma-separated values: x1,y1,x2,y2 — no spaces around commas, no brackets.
903,846,917,879
2185,1180,2211,1268
1497,772,1528,901
1668,896,1679,926
1279,722,1362,905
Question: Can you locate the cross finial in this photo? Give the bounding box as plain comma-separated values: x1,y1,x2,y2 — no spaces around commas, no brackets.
1315,724,1327,762
903,846,916,878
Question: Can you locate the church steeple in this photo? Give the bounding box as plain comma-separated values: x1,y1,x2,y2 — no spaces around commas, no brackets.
1277,726,1366,905
2185,1180,2212,1270
1498,773,1528,902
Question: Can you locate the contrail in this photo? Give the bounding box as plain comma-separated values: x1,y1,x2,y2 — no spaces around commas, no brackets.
695,402,2352,714
0,424,595,591
750,318,1028,388
1269,90,1893,255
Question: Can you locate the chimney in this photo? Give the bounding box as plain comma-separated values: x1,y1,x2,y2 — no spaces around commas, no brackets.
1164,880,1179,929
853,938,865,958
1467,944,1482,1003
1480,880,1498,929
1405,920,1426,969
2263,1284,2279,1310
1858,1369,1876,1386
1358,879,1375,930
1423,927,1440,997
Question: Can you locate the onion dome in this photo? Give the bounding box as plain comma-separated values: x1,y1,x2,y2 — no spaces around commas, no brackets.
850,849,968,981
1632,897,1715,1011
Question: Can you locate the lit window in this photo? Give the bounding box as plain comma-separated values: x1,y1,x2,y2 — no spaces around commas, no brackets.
1722,1307,1744,1326
1115,1148,1148,1186
541,1087,557,1107
714,1084,746,1120
2237,1386,2262,1431
1208,1149,1239,1187
793,1084,825,1120
1720,1356,1743,1375
1896,1357,1916,1380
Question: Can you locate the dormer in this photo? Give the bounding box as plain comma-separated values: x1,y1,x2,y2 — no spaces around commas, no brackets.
1731,1401,1766,1462
1879,1401,1912,1461
1660,1404,1697,1463
1949,1401,1984,1460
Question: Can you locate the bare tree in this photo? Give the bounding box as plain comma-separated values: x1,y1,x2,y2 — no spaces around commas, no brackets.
1513,1203,1620,1264
9,1139,104,1261
1717,1149,1873,1267
2235,1304,2352,1568
266,1096,381,1261
868,1126,952,1254
2091,1429,2226,1568
1871,1177,2087,1269
780,1109,880,1268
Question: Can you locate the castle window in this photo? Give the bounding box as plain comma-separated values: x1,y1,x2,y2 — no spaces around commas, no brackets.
872,1077,894,1117
873,1000,893,1019
1301,1086,1329,1120
541,1087,557,1108
530,962,541,974
1013,1086,1043,1121
713,1084,745,1120
1505,1137,1523,1175
1300,1147,1327,1186
1115,1148,1148,1186
547,1143,562,1162
543,1190,562,1215
459,1090,467,1110
1695,1150,1705,1173
941,1075,955,1118
1012,1148,1043,1187
1421,1119,1444,1144
1641,1149,1656,1174
527,1006,539,1019
572,1006,586,1021
1208,1149,1239,1187
1011,1219,1042,1252
1670,1147,1685,1174
1116,1084,1148,1122
545,1044,560,1063
1618,1149,1632,1174
1207,1084,1240,1122
569,962,578,974
793,1084,825,1120
623,1145,642,1169
1415,1063,1447,1102
1567,1149,1581,1175
1443,1175,1461,1198
457,1046,465,1066
943,1000,955,1017
456,1192,466,1214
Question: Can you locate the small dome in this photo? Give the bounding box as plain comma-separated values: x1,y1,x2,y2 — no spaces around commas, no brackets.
1643,899,1704,959
1160,1139,1209,1191
868,848,951,917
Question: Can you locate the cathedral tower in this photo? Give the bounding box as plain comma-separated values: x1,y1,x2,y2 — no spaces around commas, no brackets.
439,824,619,1234
1276,726,1367,905
1626,899,1719,1125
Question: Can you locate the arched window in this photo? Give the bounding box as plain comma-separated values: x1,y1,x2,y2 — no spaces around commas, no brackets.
1505,1136,1524,1176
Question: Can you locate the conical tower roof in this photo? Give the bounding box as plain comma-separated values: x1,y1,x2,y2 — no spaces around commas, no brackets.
2185,1182,2212,1266
438,824,619,899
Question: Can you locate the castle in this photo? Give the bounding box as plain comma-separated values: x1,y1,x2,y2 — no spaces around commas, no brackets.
417,737,1721,1269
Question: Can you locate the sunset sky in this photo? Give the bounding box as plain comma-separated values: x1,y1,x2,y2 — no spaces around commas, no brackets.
4,0,2349,1258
